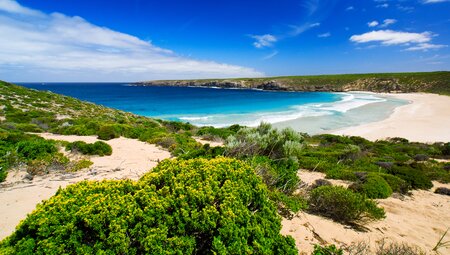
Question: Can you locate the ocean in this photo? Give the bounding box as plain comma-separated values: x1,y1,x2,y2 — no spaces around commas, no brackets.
17,83,408,134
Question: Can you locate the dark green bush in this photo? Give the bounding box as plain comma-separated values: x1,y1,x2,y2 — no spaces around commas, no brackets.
97,124,120,140
250,156,301,194
66,141,112,156
350,174,393,199
196,125,242,139
16,139,57,160
380,173,410,194
0,158,298,254
178,144,225,160
308,186,385,223
15,123,43,132
312,244,343,255
388,165,433,190
325,168,357,181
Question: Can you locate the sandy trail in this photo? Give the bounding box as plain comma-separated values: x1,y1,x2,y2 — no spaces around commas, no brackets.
0,134,171,240
332,93,450,143
283,170,450,254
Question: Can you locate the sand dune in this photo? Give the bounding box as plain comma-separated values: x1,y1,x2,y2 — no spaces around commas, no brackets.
0,134,171,240
282,170,450,254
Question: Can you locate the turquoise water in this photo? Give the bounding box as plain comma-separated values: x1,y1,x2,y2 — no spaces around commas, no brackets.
18,83,408,134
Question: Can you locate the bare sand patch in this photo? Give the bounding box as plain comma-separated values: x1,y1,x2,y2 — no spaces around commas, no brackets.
282,173,450,254
194,136,224,147
0,133,171,240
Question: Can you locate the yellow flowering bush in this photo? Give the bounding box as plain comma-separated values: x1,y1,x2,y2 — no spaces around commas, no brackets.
1,158,298,254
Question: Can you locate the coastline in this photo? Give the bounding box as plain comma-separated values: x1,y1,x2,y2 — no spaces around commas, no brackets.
330,93,450,143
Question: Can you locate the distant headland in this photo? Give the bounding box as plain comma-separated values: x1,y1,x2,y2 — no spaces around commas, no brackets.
135,71,450,95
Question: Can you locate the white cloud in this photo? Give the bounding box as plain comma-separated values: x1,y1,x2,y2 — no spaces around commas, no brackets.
318,32,331,38
379,19,397,28
397,5,414,12
262,50,278,60
251,34,277,48
0,0,263,81
377,3,389,8
346,6,355,11
350,30,431,45
0,0,42,16
350,29,446,52
368,19,397,28
422,0,450,4
288,22,320,37
405,43,447,51
368,21,379,27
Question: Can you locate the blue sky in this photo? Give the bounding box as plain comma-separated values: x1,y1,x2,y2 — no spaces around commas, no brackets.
0,0,449,81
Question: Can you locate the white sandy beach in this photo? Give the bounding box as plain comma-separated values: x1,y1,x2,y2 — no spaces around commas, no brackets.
332,93,450,143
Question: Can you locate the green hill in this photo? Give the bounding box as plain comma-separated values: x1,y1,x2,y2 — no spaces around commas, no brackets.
136,71,450,95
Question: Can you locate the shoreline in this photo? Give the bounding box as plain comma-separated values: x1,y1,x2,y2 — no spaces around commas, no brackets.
330,93,450,143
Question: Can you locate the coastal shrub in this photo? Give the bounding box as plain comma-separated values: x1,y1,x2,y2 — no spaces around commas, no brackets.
268,190,307,219
15,123,43,132
26,153,69,175
225,123,304,160
250,156,301,194
316,134,354,145
196,125,242,139
441,142,450,156
168,133,202,156
68,159,93,172
379,173,410,194
349,174,393,199
16,139,58,160
97,124,121,140
312,244,343,255
388,165,433,190
66,141,112,156
411,161,450,184
0,158,298,254
161,120,193,132
325,168,358,181
178,144,225,160
308,186,385,223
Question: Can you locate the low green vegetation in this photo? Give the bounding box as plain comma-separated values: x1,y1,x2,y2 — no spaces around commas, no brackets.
0,158,298,254
0,128,69,180
223,123,308,216
312,244,343,255
66,141,112,156
68,159,94,172
297,134,450,196
349,174,393,199
309,186,385,224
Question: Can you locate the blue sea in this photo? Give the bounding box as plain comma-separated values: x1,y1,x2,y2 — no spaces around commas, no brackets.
17,83,408,134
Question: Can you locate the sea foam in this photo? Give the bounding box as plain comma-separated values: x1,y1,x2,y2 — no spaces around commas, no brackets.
177,92,388,127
